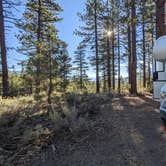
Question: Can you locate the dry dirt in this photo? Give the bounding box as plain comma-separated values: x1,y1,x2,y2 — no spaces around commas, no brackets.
14,96,166,166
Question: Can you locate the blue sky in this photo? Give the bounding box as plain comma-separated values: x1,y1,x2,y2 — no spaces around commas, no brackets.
7,0,85,69
56,0,85,56
6,0,127,79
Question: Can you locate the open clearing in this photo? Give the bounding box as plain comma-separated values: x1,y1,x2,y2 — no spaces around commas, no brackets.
24,96,166,166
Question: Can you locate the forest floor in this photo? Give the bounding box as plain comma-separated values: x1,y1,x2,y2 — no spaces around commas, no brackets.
2,95,166,166
26,95,166,166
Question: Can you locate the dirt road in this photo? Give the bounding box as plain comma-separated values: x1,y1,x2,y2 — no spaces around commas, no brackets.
28,96,166,166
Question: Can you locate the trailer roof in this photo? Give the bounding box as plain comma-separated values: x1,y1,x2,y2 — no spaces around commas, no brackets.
153,36,166,61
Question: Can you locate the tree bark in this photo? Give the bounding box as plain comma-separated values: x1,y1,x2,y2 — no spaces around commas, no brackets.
151,0,165,92
106,18,111,92
80,55,83,89
103,69,106,92
128,25,132,88
117,0,121,94
94,0,100,93
48,35,53,106
156,0,165,39
147,44,151,88
127,0,132,92
102,43,107,92
112,30,115,90
131,0,137,94
35,0,42,99
0,0,9,97
118,21,121,94
142,0,146,88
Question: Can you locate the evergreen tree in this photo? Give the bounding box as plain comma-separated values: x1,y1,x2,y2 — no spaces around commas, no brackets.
0,0,20,97
155,0,165,38
138,0,155,88
102,0,112,92
0,0,9,97
17,0,62,100
130,0,137,94
75,0,104,93
45,25,59,105
73,43,88,90
58,42,72,93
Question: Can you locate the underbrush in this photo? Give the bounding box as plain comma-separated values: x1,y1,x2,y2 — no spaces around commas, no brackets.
0,93,113,165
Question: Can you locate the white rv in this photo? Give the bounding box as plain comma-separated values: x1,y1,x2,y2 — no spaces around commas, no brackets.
153,36,166,99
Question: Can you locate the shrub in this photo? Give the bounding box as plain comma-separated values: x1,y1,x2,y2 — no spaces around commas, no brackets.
22,124,51,143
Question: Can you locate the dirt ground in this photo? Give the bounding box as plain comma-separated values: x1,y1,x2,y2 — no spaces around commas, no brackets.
17,96,166,166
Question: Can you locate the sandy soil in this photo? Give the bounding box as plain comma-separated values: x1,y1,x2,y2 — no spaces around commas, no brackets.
20,96,166,166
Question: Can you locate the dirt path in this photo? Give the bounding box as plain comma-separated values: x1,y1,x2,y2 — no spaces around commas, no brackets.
29,96,166,166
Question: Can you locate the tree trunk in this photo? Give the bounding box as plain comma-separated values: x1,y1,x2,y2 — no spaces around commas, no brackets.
127,0,132,92
128,25,132,89
156,0,165,39
117,0,121,94
131,0,137,94
142,0,146,88
94,0,100,93
102,46,107,92
106,19,111,92
48,36,53,106
118,21,121,94
0,0,9,98
112,30,115,90
35,0,42,99
80,56,83,89
103,69,106,92
147,44,151,88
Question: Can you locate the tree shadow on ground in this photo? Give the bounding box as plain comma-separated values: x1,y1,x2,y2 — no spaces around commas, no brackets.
1,95,165,166
0,104,55,165
46,96,166,166
121,96,166,166
0,93,113,165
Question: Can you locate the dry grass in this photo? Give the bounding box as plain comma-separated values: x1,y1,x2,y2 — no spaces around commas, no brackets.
0,93,114,165
0,96,53,164
0,96,35,126
0,96,34,112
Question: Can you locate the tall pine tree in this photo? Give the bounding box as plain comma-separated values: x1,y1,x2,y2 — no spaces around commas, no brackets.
17,0,62,100
73,43,88,90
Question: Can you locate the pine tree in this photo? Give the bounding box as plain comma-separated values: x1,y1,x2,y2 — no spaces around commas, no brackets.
110,0,116,91
58,42,72,93
45,25,59,105
73,43,88,90
75,0,104,93
130,0,137,94
125,0,132,89
117,0,121,94
139,0,155,89
0,0,20,97
0,0,9,97
103,0,112,92
141,0,146,88
155,0,165,38
17,0,62,100
99,34,109,92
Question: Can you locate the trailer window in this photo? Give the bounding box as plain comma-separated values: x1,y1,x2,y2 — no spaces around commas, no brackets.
156,61,164,72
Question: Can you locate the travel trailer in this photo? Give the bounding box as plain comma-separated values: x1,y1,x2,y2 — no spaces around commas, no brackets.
153,36,166,99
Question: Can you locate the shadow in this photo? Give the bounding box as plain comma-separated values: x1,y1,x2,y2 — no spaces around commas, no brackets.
32,95,166,166
0,93,113,166
1,95,165,166
0,103,54,166
120,96,166,166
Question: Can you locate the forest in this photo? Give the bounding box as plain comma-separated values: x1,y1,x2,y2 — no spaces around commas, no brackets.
0,0,166,165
